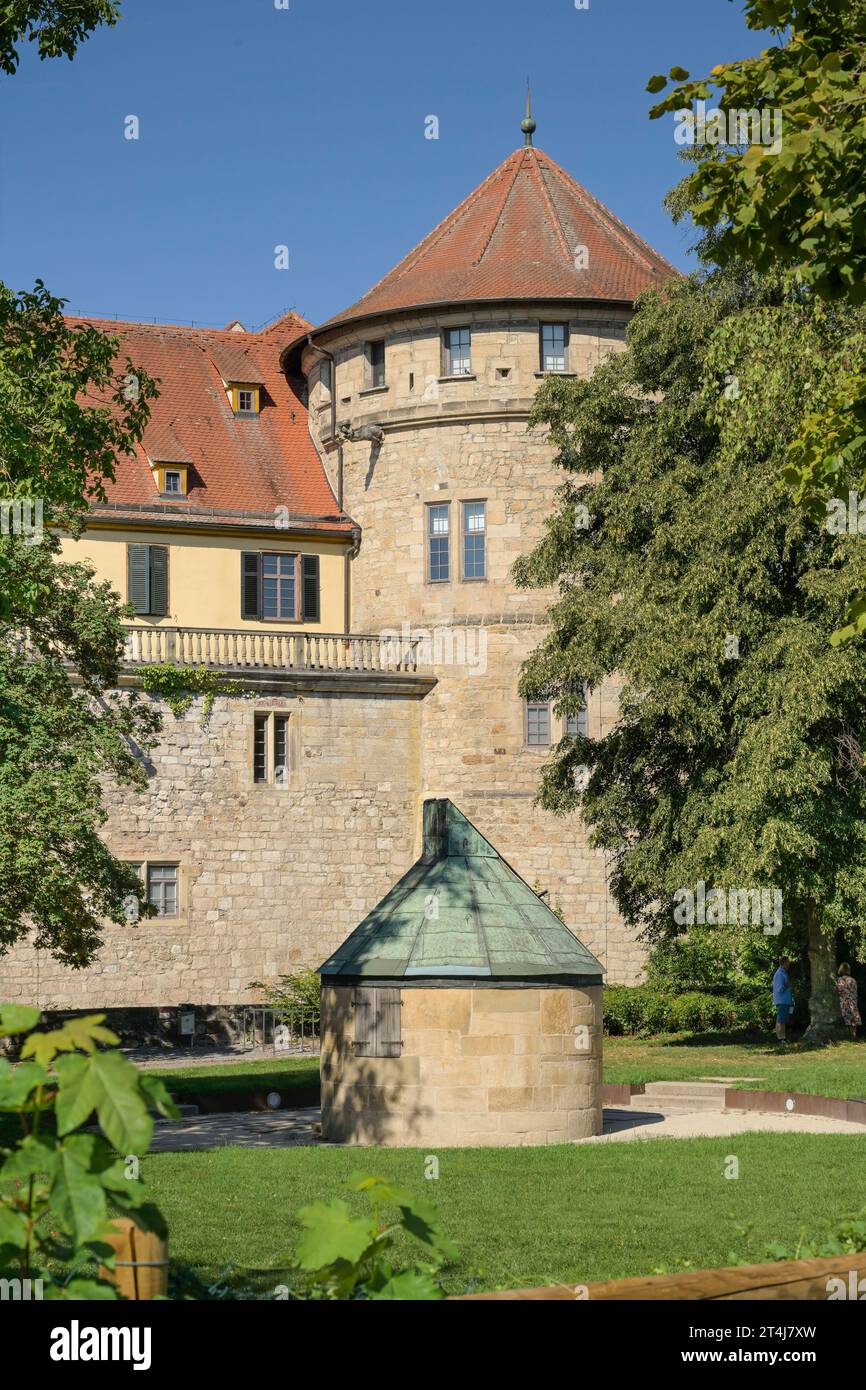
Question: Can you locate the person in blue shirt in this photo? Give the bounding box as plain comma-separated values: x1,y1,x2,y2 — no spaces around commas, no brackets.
772,956,793,1043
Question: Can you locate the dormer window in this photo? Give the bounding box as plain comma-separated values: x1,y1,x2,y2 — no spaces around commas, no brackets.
227,384,261,416
151,462,189,497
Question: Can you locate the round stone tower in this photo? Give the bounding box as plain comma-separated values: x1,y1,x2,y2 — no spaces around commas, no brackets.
297,129,677,984
319,798,604,1147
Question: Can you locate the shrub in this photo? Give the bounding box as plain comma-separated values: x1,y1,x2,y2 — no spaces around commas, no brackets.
249,970,321,1029
603,984,774,1036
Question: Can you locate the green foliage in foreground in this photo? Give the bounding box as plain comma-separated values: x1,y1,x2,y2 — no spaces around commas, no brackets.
144,1132,866,1295
0,1005,175,1298
291,1172,457,1300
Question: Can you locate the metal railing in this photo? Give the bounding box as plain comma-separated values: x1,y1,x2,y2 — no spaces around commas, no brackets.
239,1006,319,1054
122,625,425,674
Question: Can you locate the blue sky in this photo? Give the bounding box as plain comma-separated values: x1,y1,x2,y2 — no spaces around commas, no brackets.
0,0,770,329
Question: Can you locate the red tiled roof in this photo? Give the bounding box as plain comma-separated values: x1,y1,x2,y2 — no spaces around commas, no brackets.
318,145,678,331
67,311,352,531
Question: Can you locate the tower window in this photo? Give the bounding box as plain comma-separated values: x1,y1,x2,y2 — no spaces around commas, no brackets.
462,501,486,580
443,327,472,376
564,684,589,738
525,701,551,747
427,503,450,583
366,341,386,389
540,323,569,373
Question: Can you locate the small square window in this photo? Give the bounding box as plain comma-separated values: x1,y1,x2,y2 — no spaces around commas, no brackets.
540,323,568,373
237,389,255,414
164,470,183,495
525,701,551,747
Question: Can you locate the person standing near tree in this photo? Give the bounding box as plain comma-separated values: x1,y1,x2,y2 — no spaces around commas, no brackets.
836,963,861,1041
773,957,793,1044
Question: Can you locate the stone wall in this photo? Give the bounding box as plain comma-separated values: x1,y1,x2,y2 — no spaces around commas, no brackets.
0,683,426,1010
320,983,603,1147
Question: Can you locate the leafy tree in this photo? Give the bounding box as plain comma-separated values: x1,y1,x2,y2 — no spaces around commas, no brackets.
647,0,866,643
0,1,120,74
0,284,161,965
0,1004,175,1298
515,265,866,1041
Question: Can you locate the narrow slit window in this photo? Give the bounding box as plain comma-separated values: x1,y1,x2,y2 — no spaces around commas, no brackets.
254,714,268,783
274,715,289,785
367,341,386,389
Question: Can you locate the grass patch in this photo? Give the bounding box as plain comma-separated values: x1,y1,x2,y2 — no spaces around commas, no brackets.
150,1055,319,1101
144,1132,866,1295
604,1033,866,1099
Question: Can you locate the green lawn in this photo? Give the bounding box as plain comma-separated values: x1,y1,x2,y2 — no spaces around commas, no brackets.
150,1033,866,1104
152,1055,318,1100
604,1032,866,1099
144,1132,866,1295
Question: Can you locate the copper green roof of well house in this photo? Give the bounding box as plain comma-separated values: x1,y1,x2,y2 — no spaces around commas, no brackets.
319,799,604,986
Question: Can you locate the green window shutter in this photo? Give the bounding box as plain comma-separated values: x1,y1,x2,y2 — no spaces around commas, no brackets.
127,544,150,614
149,546,169,617
301,554,320,622
242,552,261,620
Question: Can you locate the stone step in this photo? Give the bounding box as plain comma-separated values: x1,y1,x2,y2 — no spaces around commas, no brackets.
642,1081,728,1098
632,1097,725,1113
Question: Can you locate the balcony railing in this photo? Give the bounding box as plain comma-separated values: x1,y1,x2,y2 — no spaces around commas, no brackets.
122,625,425,675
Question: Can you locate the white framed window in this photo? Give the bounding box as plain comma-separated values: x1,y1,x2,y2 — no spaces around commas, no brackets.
525,701,551,747
164,470,183,494
540,323,569,373
237,388,255,414
462,501,486,579
253,712,292,786
443,327,472,376
148,864,179,918
427,503,450,582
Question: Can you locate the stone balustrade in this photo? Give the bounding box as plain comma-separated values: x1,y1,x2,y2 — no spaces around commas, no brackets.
122,625,426,675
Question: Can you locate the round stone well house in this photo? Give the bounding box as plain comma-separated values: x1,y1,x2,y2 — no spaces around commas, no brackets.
319,798,603,1146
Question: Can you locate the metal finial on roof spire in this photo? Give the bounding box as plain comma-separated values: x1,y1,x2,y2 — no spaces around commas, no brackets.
521,79,536,146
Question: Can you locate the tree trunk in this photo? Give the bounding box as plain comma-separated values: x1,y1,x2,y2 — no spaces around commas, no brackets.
801,906,843,1045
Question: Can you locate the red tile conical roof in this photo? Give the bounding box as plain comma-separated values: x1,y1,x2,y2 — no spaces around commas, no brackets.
319,145,677,332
